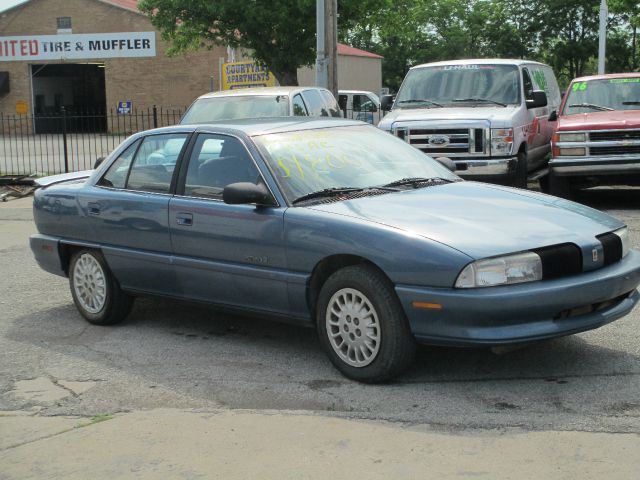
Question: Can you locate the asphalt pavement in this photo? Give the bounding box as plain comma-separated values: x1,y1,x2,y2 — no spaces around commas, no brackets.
1,188,640,478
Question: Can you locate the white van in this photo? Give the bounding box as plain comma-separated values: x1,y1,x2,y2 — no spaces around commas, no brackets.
378,59,561,187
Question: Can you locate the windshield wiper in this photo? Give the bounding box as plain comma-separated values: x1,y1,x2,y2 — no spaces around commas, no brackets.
567,103,614,111
622,101,640,105
397,99,444,108
453,97,507,107
380,177,456,188
292,187,365,205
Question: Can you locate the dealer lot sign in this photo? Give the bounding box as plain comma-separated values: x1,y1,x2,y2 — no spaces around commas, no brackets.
0,32,156,60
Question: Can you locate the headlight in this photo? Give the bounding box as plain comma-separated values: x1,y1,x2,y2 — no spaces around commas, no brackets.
613,227,630,257
557,132,586,142
455,251,542,288
557,147,586,156
491,128,513,155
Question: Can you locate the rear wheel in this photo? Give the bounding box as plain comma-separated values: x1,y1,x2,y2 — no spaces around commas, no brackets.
316,265,416,383
69,250,133,325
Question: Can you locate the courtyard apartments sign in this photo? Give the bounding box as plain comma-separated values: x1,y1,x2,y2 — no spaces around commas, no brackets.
0,32,156,61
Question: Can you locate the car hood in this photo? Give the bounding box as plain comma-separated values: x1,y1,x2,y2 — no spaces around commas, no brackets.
557,110,640,131
378,106,518,130
307,182,623,259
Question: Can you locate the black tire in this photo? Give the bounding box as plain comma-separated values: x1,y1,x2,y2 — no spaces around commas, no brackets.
69,249,133,325
548,171,575,199
316,264,416,383
513,151,528,189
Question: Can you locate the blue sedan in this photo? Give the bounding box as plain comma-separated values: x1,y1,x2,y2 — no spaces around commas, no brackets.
30,118,640,382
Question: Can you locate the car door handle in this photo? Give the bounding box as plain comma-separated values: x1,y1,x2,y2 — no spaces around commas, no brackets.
175,213,193,226
87,202,101,215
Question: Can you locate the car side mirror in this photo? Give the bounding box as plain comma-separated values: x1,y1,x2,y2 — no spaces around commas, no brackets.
434,157,457,172
526,90,548,109
381,94,394,111
223,182,275,206
548,110,558,122
93,157,106,169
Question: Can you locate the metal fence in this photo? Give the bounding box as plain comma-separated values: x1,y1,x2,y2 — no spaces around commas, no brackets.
0,106,184,175
1,106,389,176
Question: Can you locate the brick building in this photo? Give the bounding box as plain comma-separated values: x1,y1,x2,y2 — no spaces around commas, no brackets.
0,0,383,134
0,0,227,132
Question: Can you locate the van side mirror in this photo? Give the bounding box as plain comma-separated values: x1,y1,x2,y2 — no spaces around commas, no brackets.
223,182,275,206
548,110,558,121
527,90,548,109
381,95,394,111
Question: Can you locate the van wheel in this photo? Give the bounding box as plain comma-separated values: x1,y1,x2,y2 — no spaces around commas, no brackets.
69,250,133,325
549,171,575,199
513,151,528,189
316,265,416,383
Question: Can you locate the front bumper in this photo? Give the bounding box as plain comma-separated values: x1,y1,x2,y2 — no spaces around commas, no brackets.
453,156,518,183
550,154,640,177
396,249,640,346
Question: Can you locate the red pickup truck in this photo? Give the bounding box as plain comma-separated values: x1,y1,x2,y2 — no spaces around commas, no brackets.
549,73,640,197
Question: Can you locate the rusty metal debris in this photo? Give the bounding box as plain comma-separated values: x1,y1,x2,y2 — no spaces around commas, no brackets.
0,175,37,202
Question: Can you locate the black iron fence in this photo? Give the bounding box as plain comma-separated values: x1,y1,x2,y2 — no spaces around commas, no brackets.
1,105,391,176
0,106,184,175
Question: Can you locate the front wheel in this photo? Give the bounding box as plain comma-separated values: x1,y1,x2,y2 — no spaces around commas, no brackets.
512,151,528,189
69,250,133,325
316,265,416,383
548,171,575,199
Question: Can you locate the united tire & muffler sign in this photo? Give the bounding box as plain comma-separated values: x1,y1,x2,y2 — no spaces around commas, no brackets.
0,32,156,61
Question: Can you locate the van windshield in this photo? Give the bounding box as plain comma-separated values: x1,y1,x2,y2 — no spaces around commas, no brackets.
181,95,290,123
395,64,521,107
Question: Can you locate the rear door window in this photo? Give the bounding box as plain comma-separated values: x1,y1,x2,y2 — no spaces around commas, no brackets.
98,139,140,189
292,94,309,116
301,89,327,116
126,134,188,193
320,90,342,117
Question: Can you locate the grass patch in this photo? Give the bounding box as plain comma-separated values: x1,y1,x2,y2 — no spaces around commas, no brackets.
77,413,114,428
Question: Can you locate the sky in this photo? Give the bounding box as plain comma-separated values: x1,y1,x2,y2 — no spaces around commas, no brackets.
0,0,27,13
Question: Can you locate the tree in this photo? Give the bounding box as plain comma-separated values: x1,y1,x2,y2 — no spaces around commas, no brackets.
138,0,383,86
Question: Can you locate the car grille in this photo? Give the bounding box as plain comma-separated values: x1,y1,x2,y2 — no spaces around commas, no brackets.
589,130,640,142
534,243,582,280
533,234,623,281
596,232,623,266
590,145,640,156
399,128,487,157
586,129,640,156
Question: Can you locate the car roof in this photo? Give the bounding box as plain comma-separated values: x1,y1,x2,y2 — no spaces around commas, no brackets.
410,58,548,70
338,90,377,95
570,72,640,82
195,86,329,99
138,117,365,137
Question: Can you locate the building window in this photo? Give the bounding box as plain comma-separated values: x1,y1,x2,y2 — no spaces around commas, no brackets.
57,17,72,33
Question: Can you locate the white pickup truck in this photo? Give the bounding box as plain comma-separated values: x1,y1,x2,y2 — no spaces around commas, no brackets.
378,59,561,188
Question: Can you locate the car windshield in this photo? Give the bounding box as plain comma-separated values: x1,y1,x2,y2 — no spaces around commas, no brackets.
253,125,459,203
180,95,290,123
395,64,521,107
562,77,640,115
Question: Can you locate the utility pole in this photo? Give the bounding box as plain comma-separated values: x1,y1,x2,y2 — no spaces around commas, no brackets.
316,0,338,96
315,0,327,88
598,0,608,74
325,0,338,98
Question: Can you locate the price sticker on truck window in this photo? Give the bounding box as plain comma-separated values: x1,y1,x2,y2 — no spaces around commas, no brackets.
572,82,588,92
